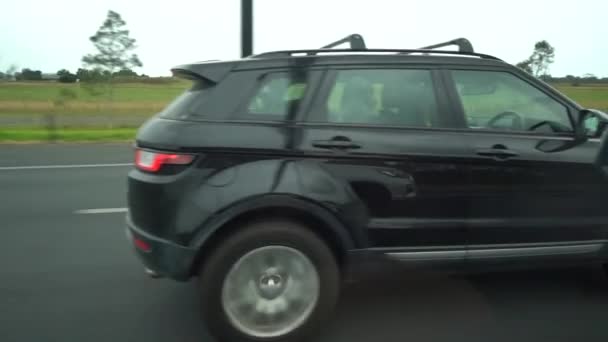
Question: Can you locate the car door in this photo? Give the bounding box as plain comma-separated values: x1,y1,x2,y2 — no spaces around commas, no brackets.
295,65,470,263
444,68,608,262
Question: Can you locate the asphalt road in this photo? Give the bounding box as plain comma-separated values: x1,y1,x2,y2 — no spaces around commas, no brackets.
2,143,608,342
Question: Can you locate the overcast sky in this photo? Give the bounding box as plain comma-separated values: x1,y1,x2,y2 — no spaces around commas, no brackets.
1,0,606,77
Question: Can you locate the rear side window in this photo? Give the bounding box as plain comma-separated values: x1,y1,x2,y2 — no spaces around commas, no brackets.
316,69,442,127
242,72,308,119
159,81,214,120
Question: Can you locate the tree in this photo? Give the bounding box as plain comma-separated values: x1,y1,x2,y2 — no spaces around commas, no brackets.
516,40,555,78
17,68,42,81
516,58,533,74
529,40,555,77
0,64,18,80
7,65,18,77
57,69,77,83
82,10,142,74
565,74,580,87
81,10,142,110
582,73,598,84
57,69,70,77
48,88,78,141
113,68,138,77
76,68,90,81
79,68,109,97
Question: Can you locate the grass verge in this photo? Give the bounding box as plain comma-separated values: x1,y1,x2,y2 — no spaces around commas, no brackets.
0,128,137,142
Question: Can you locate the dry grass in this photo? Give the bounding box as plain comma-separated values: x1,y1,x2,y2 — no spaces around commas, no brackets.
0,100,168,115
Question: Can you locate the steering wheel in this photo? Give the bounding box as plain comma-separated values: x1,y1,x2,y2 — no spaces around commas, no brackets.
528,120,572,133
486,111,525,130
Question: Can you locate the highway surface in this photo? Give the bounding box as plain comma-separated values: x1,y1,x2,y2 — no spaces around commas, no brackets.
1,143,608,342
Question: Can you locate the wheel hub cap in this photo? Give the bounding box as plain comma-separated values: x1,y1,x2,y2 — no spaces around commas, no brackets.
221,245,320,338
258,272,284,298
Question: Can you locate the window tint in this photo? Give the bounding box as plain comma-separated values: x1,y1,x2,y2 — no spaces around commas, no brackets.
322,69,440,127
246,73,307,117
159,81,213,119
452,70,572,133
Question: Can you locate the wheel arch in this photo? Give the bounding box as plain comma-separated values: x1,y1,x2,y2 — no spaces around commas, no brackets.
188,194,367,277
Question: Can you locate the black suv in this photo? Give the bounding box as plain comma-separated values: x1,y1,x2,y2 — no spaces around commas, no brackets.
126,35,608,342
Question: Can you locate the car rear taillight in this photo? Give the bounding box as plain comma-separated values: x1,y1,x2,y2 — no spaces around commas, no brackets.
133,236,151,252
134,149,194,172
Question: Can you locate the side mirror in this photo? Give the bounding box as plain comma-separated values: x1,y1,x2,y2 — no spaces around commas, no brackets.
577,109,608,140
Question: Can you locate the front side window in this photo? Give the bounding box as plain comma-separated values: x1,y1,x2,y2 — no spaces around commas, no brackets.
452,70,572,133
321,69,441,127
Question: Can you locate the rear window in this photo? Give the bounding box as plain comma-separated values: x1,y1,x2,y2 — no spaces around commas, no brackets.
159,69,317,121
158,81,214,119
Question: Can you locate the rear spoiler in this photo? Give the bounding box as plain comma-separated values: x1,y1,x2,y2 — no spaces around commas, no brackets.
170,61,236,83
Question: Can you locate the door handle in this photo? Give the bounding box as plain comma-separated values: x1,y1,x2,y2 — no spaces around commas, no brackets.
312,137,361,150
476,148,519,159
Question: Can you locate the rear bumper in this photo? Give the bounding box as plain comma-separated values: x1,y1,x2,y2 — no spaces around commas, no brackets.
126,216,198,281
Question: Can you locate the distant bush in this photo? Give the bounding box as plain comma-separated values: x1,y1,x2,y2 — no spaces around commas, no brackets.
76,68,108,82
59,74,78,83
113,68,139,77
16,68,42,81
57,69,78,83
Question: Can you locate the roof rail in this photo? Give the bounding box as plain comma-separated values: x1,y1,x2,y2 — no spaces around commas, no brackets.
251,34,501,61
253,49,501,61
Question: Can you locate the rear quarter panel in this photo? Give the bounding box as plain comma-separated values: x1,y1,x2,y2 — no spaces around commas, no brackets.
132,119,369,248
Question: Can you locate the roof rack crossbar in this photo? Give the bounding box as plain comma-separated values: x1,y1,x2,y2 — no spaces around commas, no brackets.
253,48,501,61
418,38,474,53
321,34,367,49
251,34,501,60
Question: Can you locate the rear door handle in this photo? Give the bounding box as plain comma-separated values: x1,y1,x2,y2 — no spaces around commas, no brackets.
476,148,519,159
312,139,361,150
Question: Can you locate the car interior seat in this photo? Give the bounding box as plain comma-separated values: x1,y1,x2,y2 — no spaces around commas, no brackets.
336,76,377,123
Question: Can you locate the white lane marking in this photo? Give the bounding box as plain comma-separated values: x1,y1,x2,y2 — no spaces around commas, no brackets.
75,208,128,214
0,163,132,171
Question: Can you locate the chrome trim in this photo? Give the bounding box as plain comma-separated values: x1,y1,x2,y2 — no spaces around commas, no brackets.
383,242,605,262
469,240,608,250
144,268,162,278
468,243,602,259
386,250,465,261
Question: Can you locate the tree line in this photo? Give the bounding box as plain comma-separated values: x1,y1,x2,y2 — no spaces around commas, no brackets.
1,10,146,84
542,74,608,86
514,40,608,85
0,67,146,83
1,12,607,87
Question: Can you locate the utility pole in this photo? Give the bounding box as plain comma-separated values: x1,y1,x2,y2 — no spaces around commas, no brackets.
241,0,253,57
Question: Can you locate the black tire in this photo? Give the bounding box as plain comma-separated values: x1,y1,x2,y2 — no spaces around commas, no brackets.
198,219,340,342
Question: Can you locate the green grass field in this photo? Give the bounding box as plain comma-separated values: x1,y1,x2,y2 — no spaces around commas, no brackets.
0,81,190,102
553,84,608,110
0,80,606,115
0,128,137,142
0,81,191,116
0,80,606,142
